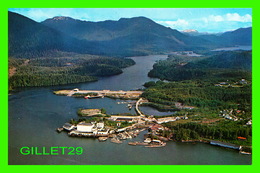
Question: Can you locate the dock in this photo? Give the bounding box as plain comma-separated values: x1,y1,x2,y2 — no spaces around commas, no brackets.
54,89,143,99
210,140,241,150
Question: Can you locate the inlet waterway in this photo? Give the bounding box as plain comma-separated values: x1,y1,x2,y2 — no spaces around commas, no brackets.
8,55,252,165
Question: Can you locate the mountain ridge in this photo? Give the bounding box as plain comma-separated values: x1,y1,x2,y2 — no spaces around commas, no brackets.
9,11,252,58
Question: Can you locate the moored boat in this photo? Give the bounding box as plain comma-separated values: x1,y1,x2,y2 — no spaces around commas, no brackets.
145,143,166,148
239,151,252,155
56,127,64,133
98,137,108,142
111,138,123,144
84,95,104,99
128,141,149,146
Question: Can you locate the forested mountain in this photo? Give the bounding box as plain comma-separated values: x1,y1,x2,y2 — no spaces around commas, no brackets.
42,16,217,55
8,11,97,58
220,27,252,45
187,51,252,70
197,27,252,46
9,11,252,58
148,51,252,81
8,11,136,89
42,16,210,48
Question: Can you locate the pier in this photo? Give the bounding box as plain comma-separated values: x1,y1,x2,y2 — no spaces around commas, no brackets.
54,89,143,99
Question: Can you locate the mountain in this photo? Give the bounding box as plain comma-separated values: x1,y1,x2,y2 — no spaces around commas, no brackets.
182,30,221,36
42,16,213,54
187,51,252,70
9,11,252,58
42,16,192,42
148,50,252,81
197,27,252,46
220,27,252,45
8,11,100,58
182,29,199,36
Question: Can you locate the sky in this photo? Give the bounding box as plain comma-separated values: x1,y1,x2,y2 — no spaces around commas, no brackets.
8,8,252,33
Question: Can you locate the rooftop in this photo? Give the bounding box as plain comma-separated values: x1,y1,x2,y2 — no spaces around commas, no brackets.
78,122,93,126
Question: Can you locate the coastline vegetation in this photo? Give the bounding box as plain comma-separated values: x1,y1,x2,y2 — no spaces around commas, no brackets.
142,51,252,146
8,54,135,90
148,51,251,81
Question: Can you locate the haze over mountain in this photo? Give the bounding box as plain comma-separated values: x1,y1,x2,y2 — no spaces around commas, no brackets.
8,11,252,58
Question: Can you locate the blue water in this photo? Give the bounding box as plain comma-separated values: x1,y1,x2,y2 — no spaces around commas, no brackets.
8,55,251,165
212,45,252,51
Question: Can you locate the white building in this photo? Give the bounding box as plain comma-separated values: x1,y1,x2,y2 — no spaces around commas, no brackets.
77,122,94,132
96,122,104,129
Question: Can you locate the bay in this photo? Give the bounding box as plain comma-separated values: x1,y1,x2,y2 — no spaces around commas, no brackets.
8,55,251,165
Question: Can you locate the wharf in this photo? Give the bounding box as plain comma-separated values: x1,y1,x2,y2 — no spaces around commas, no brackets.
210,140,241,150
54,89,143,99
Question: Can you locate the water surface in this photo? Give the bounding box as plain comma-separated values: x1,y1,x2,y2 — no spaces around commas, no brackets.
8,55,251,165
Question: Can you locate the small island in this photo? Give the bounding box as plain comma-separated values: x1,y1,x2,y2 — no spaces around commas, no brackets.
77,108,108,117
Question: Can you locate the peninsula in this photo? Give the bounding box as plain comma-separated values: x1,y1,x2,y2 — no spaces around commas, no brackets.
55,88,251,154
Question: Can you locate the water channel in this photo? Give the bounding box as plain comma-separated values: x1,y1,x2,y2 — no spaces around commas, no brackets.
8,55,252,165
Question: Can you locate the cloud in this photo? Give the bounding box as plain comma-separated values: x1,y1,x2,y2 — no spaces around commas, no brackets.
158,19,189,29
27,9,58,21
8,8,252,33
208,15,224,22
226,13,252,22
156,12,252,32
207,13,252,23
10,8,91,22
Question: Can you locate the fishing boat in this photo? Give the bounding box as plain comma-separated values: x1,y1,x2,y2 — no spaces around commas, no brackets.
98,137,108,142
145,142,166,148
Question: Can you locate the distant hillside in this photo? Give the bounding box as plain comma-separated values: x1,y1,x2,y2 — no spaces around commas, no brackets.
197,27,252,46
187,51,252,70
220,27,252,45
148,51,252,81
42,16,200,43
42,16,214,55
9,11,252,58
8,11,97,58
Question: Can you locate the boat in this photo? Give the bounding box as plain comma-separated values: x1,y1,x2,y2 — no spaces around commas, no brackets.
56,127,63,133
145,141,167,148
128,141,149,146
239,151,252,155
127,104,132,109
128,142,138,146
145,143,166,148
84,95,104,99
98,137,108,142
111,138,123,144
